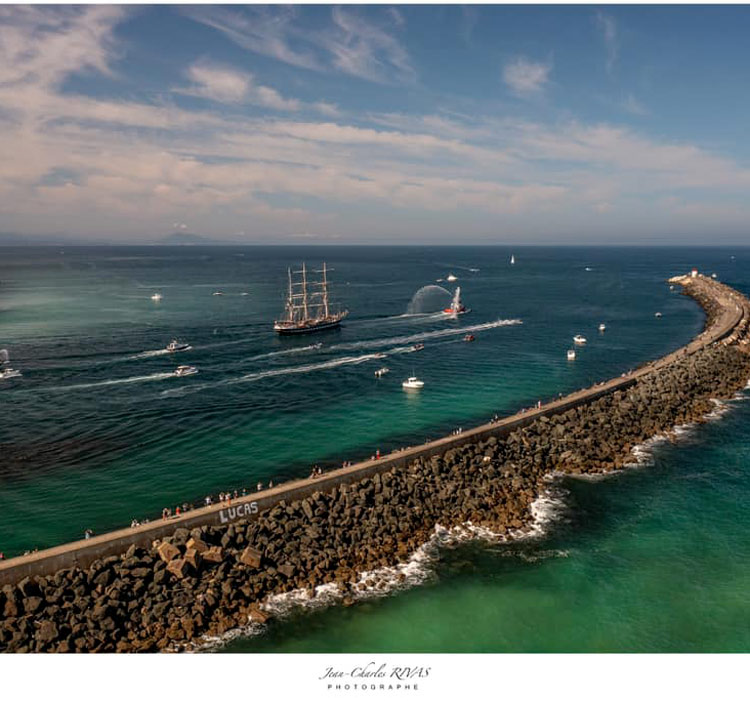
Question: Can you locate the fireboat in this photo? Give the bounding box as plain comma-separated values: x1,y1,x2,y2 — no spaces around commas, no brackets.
443,287,470,317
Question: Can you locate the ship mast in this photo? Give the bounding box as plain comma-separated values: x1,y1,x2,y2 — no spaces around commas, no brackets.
322,262,330,318
301,261,309,320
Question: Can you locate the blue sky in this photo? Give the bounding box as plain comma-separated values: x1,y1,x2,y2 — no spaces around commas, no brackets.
2,4,750,244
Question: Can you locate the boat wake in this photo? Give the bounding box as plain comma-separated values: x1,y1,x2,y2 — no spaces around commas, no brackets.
48,372,177,392
330,318,522,352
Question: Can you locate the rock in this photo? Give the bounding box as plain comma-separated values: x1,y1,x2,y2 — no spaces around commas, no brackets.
248,605,270,623
24,596,44,614
277,563,296,578
184,548,202,570
157,541,181,563
186,536,208,553
36,620,59,644
166,558,190,579
239,546,262,568
202,546,224,564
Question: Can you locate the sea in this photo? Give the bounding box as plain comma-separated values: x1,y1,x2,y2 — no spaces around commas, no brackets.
1,245,749,653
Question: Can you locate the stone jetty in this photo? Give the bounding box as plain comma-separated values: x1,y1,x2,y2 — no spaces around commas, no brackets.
1,273,749,653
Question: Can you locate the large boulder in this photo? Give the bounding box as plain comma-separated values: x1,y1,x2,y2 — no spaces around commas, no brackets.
157,541,181,563
166,558,190,579
239,546,262,569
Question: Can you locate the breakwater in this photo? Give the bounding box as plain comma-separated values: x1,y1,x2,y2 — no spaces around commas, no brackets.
1,274,749,652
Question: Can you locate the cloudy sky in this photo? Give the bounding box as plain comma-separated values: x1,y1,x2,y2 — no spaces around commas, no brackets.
2,4,750,244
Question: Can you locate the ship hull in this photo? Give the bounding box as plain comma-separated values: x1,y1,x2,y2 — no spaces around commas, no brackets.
274,319,343,335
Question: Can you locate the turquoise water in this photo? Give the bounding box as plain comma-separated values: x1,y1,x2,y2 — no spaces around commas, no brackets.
1,245,748,652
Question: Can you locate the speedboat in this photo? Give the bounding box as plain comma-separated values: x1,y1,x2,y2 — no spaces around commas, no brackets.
174,365,198,377
150,293,162,301
585,267,593,272
443,287,470,316
463,334,475,342
567,349,576,360
0,349,21,380
375,367,390,378
446,273,458,282
711,273,718,279
212,291,224,296
510,255,515,265
655,312,662,318
411,343,425,352
573,335,587,345
166,339,191,353
402,376,424,389
598,323,606,332
0,366,22,380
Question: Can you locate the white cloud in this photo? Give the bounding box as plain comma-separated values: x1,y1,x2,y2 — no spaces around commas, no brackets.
595,11,618,73
503,57,551,96
186,6,415,85
621,93,649,116
181,63,251,103
175,61,342,115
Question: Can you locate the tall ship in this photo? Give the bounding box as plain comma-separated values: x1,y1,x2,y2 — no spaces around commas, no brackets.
274,262,348,335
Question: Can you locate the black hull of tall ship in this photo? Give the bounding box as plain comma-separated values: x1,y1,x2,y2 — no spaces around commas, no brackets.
274,319,343,335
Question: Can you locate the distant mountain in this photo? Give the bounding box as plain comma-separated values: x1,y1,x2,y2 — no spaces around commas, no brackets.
158,232,220,245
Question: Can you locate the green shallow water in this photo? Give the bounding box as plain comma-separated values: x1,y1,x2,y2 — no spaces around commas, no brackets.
1,245,749,652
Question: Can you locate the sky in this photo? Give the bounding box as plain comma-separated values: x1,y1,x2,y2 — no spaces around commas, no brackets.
1,3,750,245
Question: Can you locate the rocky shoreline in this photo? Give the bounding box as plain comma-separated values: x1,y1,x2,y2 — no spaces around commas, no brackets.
2,277,750,653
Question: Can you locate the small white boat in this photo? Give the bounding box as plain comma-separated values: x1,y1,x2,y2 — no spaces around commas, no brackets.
410,343,425,352
585,267,593,272
150,293,162,301
598,323,606,332
212,291,224,296
166,339,191,353
0,349,22,380
446,273,458,282
573,335,587,345
373,352,387,359
174,365,198,377
567,349,576,360
375,367,390,377
402,376,424,389
510,254,515,265
655,312,662,318
711,273,717,279
669,285,675,290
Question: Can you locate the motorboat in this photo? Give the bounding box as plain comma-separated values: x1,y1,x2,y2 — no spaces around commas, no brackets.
212,291,224,296
150,293,162,301
373,352,387,359
711,273,718,279
573,335,587,345
567,349,576,360
463,334,475,342
402,376,424,389
585,267,593,272
410,343,425,352
174,365,198,377
598,323,606,332
443,287,470,316
655,312,663,318
166,339,191,353
0,349,21,380
375,367,390,378
446,273,458,282
510,255,515,265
